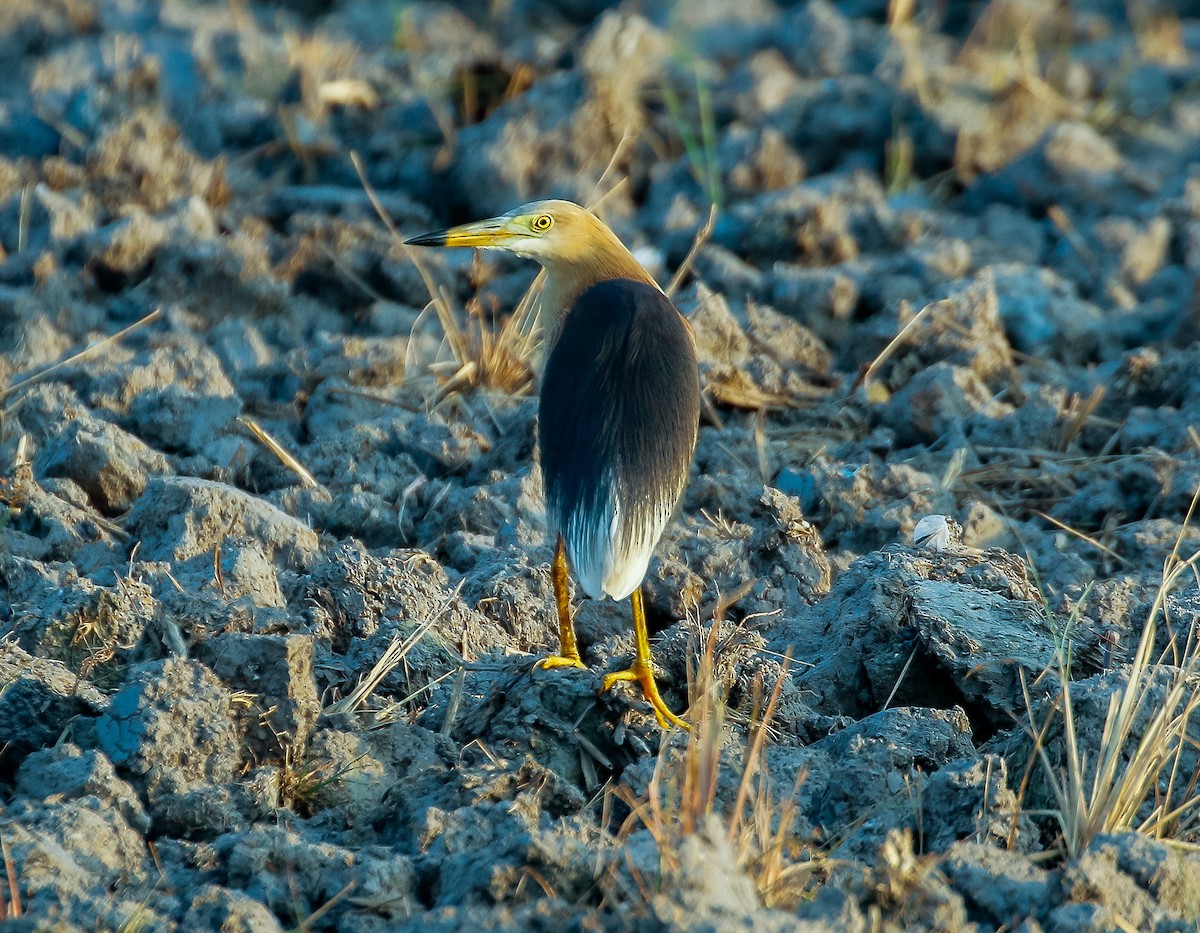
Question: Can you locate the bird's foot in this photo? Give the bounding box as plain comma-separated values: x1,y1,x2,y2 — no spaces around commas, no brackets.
535,653,586,671
601,662,690,731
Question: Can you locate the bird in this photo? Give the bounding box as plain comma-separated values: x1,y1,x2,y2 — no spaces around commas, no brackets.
406,200,700,729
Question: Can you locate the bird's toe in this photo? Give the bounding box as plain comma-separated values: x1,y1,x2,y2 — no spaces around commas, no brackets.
535,654,587,672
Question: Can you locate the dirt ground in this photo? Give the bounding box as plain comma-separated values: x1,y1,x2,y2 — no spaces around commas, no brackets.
3,0,1200,930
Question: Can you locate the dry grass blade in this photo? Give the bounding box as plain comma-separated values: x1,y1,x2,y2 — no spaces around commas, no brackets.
608,625,818,911
1047,206,1097,272
859,299,934,401
727,648,790,843
587,126,636,211
1058,386,1106,451
325,579,464,715
238,417,320,488
290,880,357,933
438,667,467,737
1,836,21,919
367,667,459,729
350,149,455,331
0,307,162,409
680,622,725,835
1034,511,1129,567
666,203,718,299
706,381,806,412
352,150,540,402
1029,481,1200,854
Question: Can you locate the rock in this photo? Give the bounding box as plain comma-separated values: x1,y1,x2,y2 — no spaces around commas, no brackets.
35,413,170,515
449,72,591,217
176,536,286,607
304,540,485,684
1052,845,1165,932
294,728,389,816
873,274,1015,393
456,542,563,655
95,657,242,804
124,476,320,567
151,236,289,323
1092,215,1171,286
921,756,1034,852
195,633,320,762
15,743,150,834
126,382,241,454
212,827,417,927
785,0,855,77
181,885,284,933
882,362,1005,445
719,174,885,263
909,578,1056,727
49,334,239,420
5,563,157,682
720,126,807,197
429,654,610,785
751,485,832,601
770,264,861,347
970,383,1073,451
1091,832,1200,920
392,4,500,89
86,210,169,287
34,182,97,241
412,793,596,908
0,797,155,929
972,122,1132,214
152,784,249,839
0,637,107,769
686,285,831,409
770,545,1055,732
809,707,974,839
87,109,224,214
940,841,1053,929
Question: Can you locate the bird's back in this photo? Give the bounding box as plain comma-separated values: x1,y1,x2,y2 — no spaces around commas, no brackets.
539,278,700,601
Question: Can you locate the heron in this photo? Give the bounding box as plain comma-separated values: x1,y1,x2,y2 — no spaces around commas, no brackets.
406,200,699,730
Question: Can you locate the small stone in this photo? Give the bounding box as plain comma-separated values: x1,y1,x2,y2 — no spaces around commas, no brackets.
35,415,170,515
125,476,320,567
195,633,320,761
96,657,242,802
0,638,107,766
182,885,284,933
16,743,150,833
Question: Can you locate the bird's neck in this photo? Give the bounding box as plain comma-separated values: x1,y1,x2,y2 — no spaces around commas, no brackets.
538,248,659,346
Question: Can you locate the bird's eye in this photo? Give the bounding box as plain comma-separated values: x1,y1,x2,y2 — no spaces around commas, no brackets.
533,214,553,232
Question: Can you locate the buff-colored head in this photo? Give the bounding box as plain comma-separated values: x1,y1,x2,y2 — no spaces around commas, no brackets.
406,199,629,266
406,199,660,333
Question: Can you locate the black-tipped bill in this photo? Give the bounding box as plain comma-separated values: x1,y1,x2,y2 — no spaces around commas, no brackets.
404,229,450,247
404,216,524,249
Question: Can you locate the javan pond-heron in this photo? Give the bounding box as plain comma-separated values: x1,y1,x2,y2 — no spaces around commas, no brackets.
406,200,700,729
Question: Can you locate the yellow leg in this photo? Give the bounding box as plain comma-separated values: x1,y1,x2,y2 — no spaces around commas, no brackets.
536,537,586,671
601,587,690,731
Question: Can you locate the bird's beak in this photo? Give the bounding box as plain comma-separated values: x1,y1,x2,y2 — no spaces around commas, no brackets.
405,216,526,249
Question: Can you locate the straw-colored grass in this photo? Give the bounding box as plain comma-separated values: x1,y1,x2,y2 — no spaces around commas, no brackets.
606,628,821,911
0,838,21,920
1022,483,1200,856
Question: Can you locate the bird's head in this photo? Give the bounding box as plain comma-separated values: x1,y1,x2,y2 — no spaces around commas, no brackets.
405,199,619,267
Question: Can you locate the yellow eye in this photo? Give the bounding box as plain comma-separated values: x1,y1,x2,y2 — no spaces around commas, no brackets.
532,214,553,232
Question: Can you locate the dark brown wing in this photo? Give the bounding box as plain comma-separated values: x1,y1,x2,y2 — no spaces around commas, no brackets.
539,278,700,598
